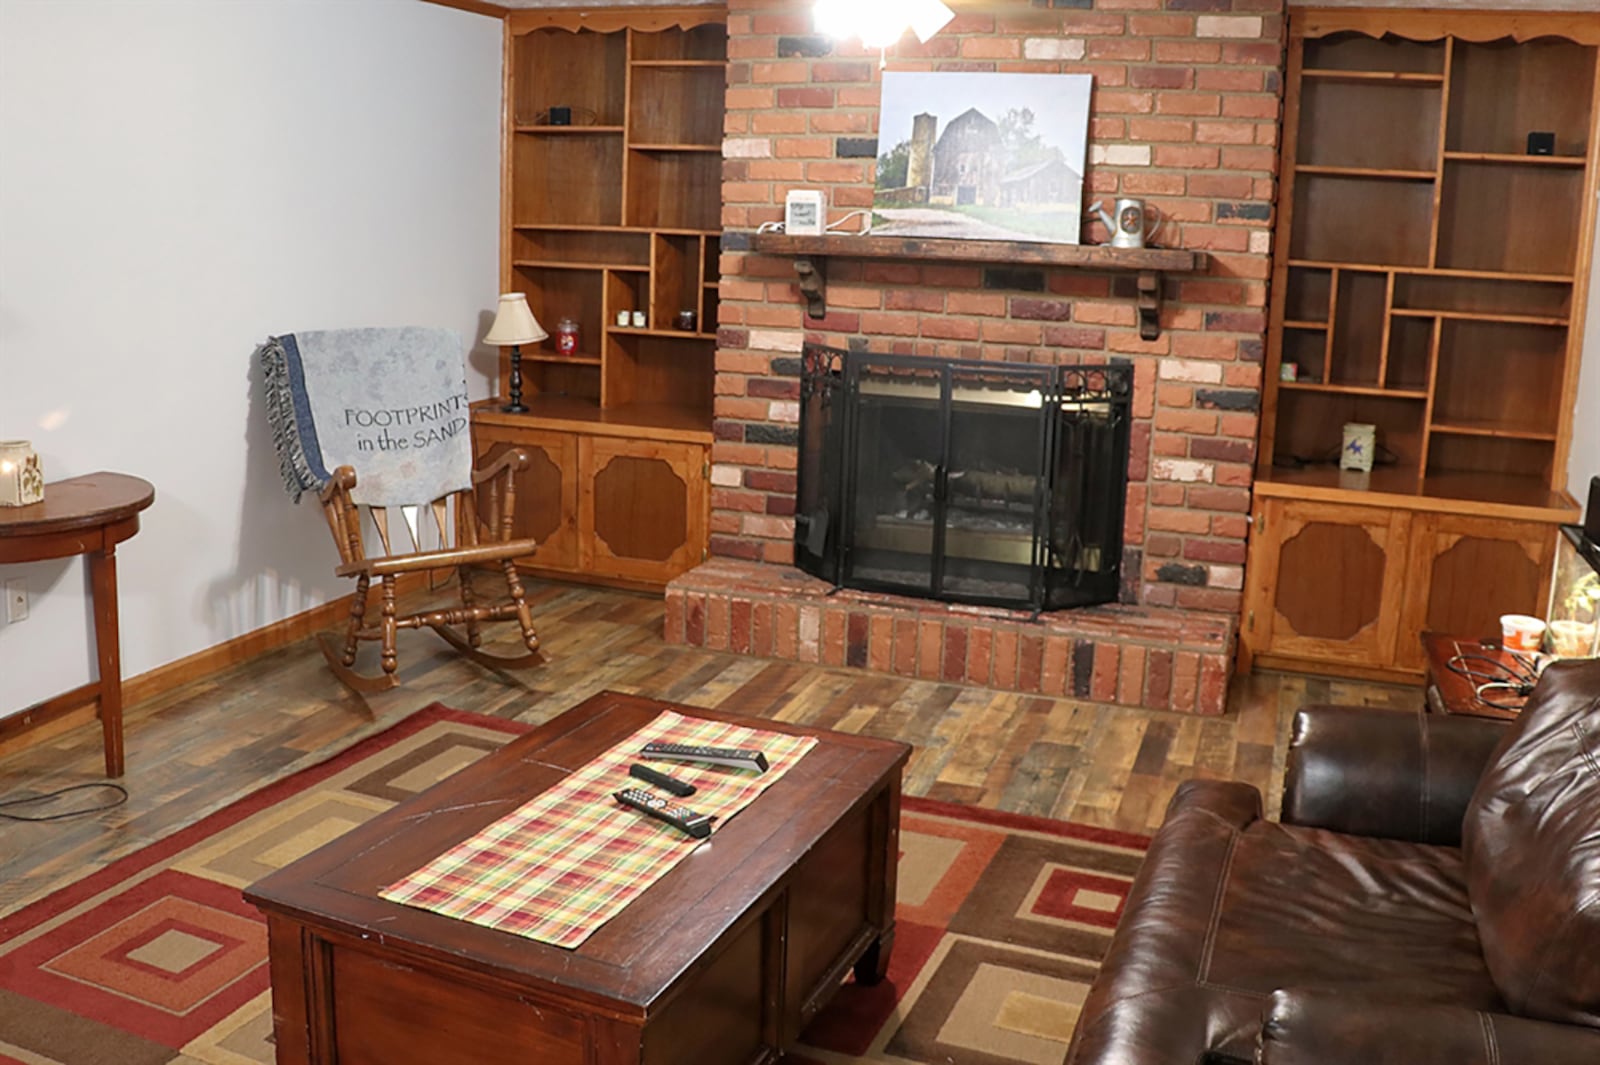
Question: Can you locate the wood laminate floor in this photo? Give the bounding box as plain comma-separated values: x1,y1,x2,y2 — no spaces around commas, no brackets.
0,578,1419,915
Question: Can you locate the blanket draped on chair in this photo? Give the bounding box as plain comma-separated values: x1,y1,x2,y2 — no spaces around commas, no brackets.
258,326,472,508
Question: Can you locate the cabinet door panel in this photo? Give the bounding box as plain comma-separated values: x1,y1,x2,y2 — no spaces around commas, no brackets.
475,427,580,572
1254,500,1411,667
580,437,706,584
1395,515,1556,672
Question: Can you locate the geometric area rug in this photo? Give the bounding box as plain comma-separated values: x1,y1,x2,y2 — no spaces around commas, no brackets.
0,705,1148,1065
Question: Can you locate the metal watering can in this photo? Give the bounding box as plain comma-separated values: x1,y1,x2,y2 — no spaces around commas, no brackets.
1090,198,1164,249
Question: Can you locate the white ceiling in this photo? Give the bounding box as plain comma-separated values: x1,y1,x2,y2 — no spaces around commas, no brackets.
486,0,1600,10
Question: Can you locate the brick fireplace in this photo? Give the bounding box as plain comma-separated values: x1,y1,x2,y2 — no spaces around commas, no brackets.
664,0,1284,715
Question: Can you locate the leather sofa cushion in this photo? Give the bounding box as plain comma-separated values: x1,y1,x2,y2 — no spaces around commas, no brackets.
1068,780,1502,1064
1462,658,1600,1027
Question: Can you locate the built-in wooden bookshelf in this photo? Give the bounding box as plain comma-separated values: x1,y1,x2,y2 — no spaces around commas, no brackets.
476,7,726,589
1242,10,1600,679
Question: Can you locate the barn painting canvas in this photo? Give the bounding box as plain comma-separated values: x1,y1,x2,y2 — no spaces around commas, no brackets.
873,71,1092,244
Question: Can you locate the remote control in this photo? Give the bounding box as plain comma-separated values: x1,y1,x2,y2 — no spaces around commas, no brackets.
629,762,696,797
641,741,769,773
613,788,715,839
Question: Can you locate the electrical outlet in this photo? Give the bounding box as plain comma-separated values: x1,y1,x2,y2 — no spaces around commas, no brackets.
5,579,26,623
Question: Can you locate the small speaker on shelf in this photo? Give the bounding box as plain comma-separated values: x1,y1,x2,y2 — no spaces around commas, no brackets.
1527,131,1555,155
548,106,572,126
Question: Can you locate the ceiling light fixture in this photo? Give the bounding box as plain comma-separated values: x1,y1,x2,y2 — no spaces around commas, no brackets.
813,0,956,49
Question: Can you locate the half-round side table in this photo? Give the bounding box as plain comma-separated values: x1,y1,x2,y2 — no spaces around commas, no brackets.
0,472,155,776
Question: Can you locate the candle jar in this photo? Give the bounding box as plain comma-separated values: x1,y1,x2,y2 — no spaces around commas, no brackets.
555,317,580,356
0,440,44,507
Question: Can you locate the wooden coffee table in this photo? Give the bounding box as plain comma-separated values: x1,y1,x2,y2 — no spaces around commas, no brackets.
245,691,909,1065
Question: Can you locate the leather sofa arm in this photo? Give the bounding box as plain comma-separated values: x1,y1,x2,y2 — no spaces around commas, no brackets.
1258,988,1600,1064
1281,706,1505,845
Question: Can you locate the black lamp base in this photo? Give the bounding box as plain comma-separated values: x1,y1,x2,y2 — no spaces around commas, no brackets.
503,346,528,413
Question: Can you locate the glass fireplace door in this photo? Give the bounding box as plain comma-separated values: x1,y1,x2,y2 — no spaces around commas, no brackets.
841,358,1054,606
942,364,1053,604
842,358,944,597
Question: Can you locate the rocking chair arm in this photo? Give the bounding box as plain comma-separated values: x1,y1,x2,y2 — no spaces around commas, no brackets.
472,448,532,486
318,465,360,505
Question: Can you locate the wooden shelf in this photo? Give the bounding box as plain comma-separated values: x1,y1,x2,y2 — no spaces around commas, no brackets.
471,396,712,444
1279,382,1428,398
751,234,1208,339
751,233,1206,272
630,143,721,152
513,259,651,272
610,326,718,341
513,223,719,237
1302,68,1445,84
521,352,603,366
1391,308,1568,326
514,125,626,134
1295,164,1437,180
1286,259,1574,283
1283,319,1329,330
1254,464,1576,520
631,59,725,68
1443,151,1587,167
1429,419,1558,441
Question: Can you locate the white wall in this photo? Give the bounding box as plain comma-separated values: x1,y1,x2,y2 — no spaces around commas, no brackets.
1572,209,1600,513
0,0,503,716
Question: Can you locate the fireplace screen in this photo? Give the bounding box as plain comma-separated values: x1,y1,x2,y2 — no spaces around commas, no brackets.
795,345,1132,611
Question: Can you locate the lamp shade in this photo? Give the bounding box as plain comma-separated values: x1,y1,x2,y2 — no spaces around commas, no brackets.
484,293,548,346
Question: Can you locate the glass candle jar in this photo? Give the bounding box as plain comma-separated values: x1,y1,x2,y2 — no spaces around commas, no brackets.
555,317,579,356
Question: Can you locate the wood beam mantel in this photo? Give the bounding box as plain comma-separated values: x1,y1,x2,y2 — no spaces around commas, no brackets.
749,234,1209,339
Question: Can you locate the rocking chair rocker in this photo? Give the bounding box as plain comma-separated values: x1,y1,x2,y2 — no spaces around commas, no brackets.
316,451,542,692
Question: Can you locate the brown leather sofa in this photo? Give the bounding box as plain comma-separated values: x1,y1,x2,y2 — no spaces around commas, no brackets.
1064,658,1600,1065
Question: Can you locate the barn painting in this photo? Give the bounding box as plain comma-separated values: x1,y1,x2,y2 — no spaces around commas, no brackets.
873,72,1092,244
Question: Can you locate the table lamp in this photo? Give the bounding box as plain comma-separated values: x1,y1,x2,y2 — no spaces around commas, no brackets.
0,440,43,507
485,293,548,414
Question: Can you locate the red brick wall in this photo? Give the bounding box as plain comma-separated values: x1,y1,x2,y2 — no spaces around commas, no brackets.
713,0,1285,615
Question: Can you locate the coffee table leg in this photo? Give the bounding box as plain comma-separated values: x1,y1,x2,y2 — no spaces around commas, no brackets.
852,924,895,986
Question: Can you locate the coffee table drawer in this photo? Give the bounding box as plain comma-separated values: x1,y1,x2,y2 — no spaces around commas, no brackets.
330,946,588,1065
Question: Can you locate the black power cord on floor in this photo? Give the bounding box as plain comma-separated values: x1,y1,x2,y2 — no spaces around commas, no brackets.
0,782,129,822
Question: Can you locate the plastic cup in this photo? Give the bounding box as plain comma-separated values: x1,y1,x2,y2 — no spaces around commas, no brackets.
1548,619,1596,658
1500,614,1546,652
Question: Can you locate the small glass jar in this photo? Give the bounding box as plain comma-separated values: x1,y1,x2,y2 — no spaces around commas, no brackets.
555,317,580,356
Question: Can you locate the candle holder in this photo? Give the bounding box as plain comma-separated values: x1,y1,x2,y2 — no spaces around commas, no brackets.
0,440,44,507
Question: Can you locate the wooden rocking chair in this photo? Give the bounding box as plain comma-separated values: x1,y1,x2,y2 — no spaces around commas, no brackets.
316,449,542,692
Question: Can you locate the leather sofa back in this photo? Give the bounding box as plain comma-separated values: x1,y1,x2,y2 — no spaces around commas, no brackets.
1462,658,1600,1026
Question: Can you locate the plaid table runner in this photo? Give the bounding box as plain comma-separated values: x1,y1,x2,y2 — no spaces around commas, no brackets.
379,710,816,948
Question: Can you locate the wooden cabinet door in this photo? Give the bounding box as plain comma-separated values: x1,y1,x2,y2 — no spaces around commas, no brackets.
579,436,707,584
474,426,580,572
1244,497,1413,669
1394,514,1557,672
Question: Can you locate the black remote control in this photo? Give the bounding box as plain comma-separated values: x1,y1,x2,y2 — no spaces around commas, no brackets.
629,762,696,797
641,741,769,773
613,788,715,839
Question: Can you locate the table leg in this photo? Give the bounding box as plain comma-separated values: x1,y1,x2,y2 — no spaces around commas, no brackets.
89,546,124,777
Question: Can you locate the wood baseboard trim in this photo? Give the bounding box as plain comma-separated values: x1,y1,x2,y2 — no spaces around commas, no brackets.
0,574,432,767
1251,652,1425,687
0,684,101,763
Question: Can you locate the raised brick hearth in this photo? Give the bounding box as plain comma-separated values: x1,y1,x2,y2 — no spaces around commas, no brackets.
667,559,1234,714
664,0,1281,712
